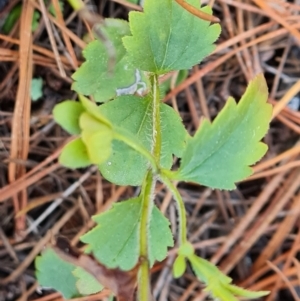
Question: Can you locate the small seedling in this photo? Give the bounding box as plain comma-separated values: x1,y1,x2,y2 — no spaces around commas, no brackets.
35,0,272,300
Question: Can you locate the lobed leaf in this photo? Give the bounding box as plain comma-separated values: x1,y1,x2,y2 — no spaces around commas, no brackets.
59,138,91,168
35,248,80,299
53,100,85,135
79,112,113,164
53,236,138,300
80,197,173,270
72,19,139,102
123,0,221,74
98,95,188,186
173,254,186,278
173,73,272,189
73,267,103,295
149,202,175,265
188,254,269,301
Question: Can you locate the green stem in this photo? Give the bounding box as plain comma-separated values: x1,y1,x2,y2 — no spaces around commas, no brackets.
138,73,162,301
160,171,187,245
139,170,155,301
150,73,162,161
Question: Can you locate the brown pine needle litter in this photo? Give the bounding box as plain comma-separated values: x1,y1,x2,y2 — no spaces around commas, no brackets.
0,0,300,300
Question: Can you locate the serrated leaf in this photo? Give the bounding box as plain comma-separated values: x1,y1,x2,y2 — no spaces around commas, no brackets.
53,236,138,301
173,254,186,278
80,197,173,270
98,95,187,186
72,19,138,102
59,138,91,168
149,202,174,265
173,73,272,190
123,0,221,74
188,254,269,301
35,248,80,299
53,101,85,135
73,267,103,295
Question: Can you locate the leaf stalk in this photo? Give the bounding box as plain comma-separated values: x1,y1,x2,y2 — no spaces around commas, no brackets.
160,171,187,245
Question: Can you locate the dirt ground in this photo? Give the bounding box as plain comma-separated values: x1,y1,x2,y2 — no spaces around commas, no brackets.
0,0,300,300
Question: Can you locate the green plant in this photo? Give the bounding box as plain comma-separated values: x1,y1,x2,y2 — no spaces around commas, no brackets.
1,1,63,34
35,0,272,300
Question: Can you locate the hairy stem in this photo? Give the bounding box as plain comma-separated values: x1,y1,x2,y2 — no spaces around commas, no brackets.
160,171,187,245
138,73,162,301
150,73,162,162
139,170,155,301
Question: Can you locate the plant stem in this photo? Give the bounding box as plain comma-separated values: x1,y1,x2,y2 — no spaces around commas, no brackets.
160,171,187,245
139,170,155,301
138,73,162,301
150,73,162,162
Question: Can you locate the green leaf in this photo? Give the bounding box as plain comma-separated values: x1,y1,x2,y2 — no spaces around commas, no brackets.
53,101,85,135
35,248,80,299
31,11,41,32
31,77,43,101
73,267,103,295
188,254,269,301
80,197,173,270
2,4,40,33
98,95,187,186
79,95,112,127
80,112,113,164
59,138,91,168
123,0,221,74
173,73,272,189
149,202,174,265
173,254,186,278
72,19,139,102
2,4,22,34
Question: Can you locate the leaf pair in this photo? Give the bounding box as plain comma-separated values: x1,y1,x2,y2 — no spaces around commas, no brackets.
54,94,188,186
173,243,269,301
81,197,174,270
53,95,113,168
97,95,188,186
35,198,173,299
72,0,221,102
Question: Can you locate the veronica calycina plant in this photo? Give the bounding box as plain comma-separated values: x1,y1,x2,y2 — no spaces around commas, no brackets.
35,1,272,300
